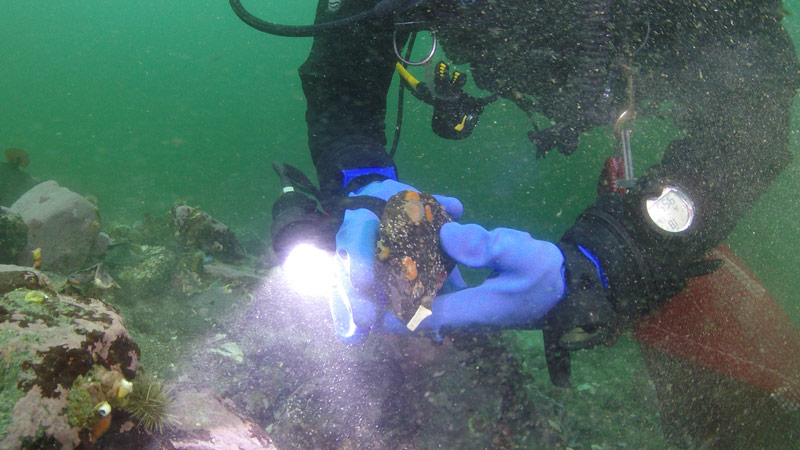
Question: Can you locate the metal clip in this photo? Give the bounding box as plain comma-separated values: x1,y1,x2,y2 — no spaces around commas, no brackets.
613,64,637,188
393,26,437,66
614,109,637,188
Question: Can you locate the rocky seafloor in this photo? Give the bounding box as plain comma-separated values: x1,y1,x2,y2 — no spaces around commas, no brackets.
0,168,664,449
3,166,798,448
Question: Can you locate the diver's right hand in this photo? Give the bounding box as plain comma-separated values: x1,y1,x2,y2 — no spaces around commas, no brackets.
330,179,463,342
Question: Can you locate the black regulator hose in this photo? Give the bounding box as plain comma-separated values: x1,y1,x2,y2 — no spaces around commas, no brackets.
229,0,425,37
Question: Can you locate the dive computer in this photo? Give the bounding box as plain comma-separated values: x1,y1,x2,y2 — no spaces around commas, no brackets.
643,185,695,234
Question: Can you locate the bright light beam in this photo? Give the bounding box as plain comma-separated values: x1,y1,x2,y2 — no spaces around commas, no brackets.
282,244,336,297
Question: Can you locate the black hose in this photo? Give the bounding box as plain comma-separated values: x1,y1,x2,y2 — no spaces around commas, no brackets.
228,0,370,37
229,0,423,37
389,32,418,158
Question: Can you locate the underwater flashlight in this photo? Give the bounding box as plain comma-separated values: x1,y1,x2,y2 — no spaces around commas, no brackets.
270,162,389,304
270,190,337,297
270,162,341,293
270,162,339,261
270,187,334,264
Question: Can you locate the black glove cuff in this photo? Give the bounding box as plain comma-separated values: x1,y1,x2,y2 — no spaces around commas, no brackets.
546,191,715,387
562,191,695,325
542,194,644,388
547,243,619,342
542,242,618,387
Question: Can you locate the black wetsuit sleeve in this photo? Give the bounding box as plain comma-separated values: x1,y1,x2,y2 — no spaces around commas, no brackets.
299,0,399,195
561,10,800,319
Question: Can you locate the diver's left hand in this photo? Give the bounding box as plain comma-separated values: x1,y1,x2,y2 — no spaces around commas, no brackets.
379,222,566,339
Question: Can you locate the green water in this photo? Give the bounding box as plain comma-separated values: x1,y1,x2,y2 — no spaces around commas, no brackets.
2,1,800,447
2,1,318,234
6,0,796,318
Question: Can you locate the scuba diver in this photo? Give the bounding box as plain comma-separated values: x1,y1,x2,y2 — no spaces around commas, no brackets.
235,0,799,388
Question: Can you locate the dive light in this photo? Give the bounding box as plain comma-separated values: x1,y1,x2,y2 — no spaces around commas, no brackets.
270,162,388,299
270,162,339,265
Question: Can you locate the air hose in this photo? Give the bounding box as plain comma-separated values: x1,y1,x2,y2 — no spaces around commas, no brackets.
229,0,425,37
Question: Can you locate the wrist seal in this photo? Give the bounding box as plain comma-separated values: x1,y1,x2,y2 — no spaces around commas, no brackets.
543,242,618,386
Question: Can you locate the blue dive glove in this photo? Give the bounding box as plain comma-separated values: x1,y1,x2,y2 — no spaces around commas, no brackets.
330,179,463,342
379,223,566,339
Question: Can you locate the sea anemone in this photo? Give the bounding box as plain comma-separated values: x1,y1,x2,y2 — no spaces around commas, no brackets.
4,147,30,168
123,372,176,434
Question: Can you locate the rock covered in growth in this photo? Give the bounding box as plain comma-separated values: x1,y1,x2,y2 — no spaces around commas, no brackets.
0,264,140,449
171,203,245,263
375,190,454,331
114,245,180,297
10,181,108,273
95,386,276,450
0,264,51,293
0,207,27,263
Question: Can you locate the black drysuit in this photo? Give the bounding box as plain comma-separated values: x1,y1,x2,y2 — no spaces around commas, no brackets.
299,0,799,364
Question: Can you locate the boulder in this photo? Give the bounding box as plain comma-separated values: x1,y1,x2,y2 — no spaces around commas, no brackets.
10,181,107,273
0,264,51,292
0,264,140,449
163,387,275,449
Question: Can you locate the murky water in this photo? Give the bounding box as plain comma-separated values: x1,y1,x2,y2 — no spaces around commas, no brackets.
2,1,799,448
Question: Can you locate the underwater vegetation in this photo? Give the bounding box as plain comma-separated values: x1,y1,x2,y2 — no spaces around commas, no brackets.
3,148,29,169
65,366,134,442
123,371,176,434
